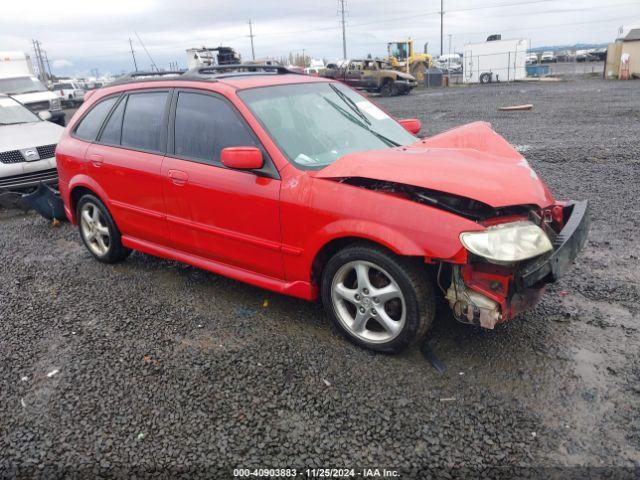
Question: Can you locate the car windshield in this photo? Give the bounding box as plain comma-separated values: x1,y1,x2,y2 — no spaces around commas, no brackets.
0,97,39,125
0,76,48,95
238,82,417,170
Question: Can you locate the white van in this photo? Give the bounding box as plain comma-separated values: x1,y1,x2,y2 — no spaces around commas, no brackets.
0,51,65,125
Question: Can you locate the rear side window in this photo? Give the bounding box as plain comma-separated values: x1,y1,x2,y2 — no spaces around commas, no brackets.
74,96,118,141
99,97,126,145
121,91,169,153
174,91,258,165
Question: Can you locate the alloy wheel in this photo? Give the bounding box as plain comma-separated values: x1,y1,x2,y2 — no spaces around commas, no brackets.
330,260,406,344
80,202,111,257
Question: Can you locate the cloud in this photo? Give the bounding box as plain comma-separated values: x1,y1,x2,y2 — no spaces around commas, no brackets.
52,59,74,68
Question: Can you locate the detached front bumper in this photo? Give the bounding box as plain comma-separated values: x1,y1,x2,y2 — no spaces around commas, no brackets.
518,201,590,288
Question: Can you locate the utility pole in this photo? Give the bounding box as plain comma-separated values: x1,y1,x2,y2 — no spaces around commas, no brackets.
43,49,53,80
129,38,138,71
339,0,347,60
248,20,256,61
32,39,47,83
302,48,306,67
440,0,444,56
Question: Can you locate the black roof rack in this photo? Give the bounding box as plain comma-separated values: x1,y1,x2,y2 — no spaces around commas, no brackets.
109,70,186,85
188,64,302,77
108,64,303,87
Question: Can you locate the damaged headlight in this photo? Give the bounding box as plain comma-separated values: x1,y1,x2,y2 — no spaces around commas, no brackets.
460,221,553,263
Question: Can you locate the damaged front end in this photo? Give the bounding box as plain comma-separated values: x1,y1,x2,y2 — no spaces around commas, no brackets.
442,201,590,328
333,176,589,329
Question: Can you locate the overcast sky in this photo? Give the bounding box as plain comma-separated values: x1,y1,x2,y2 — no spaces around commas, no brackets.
2,0,639,77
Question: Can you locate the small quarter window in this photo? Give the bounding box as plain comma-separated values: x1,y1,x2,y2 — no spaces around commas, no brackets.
74,96,118,141
99,97,126,145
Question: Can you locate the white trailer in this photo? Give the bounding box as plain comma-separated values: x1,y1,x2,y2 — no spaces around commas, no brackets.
463,38,529,84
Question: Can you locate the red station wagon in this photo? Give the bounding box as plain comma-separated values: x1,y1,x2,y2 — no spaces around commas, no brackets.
56,65,589,353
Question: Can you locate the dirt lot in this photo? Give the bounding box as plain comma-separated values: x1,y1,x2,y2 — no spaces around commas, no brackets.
1,77,639,478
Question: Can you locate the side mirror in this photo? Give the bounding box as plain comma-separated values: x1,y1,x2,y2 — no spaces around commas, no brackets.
399,118,421,135
38,110,52,121
220,147,264,170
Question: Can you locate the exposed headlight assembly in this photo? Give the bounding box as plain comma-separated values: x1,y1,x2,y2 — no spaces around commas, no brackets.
460,221,553,264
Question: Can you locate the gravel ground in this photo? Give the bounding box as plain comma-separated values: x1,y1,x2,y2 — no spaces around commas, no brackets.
1,76,639,479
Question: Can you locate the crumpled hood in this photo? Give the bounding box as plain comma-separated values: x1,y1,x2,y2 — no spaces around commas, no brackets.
314,121,554,209
0,121,64,153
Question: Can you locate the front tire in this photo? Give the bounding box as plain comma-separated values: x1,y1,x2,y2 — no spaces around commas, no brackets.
321,244,435,353
380,81,394,97
76,194,130,263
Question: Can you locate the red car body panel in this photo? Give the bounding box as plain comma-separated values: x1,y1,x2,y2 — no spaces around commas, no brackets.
56,74,578,321
160,156,284,278
316,122,555,209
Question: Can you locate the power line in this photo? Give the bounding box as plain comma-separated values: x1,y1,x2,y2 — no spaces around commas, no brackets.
349,14,634,48
135,31,159,71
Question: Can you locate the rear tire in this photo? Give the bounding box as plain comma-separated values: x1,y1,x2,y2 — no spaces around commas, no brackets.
76,194,130,263
321,243,435,353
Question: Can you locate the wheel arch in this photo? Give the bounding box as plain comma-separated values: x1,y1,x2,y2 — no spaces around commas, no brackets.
67,176,110,224
309,229,425,289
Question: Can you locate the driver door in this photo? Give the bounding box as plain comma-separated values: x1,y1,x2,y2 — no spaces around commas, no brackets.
162,89,284,279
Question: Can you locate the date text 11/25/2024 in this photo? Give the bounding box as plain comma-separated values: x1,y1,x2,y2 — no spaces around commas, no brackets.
233,468,400,478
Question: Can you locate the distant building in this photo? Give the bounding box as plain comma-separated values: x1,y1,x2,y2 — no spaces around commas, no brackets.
605,26,640,79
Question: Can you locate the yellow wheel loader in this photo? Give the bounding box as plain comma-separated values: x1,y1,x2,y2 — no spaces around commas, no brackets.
386,39,433,84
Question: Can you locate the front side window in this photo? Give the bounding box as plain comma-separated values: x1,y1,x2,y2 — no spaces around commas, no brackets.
74,96,118,141
121,91,169,153
238,82,416,170
173,91,258,165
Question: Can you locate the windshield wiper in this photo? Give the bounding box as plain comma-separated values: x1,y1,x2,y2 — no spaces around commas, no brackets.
323,97,400,147
329,83,371,126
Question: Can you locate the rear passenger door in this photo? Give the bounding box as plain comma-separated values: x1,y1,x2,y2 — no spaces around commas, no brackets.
162,89,283,279
84,89,170,245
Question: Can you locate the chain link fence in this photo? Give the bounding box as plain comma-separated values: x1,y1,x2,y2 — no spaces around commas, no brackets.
439,51,604,86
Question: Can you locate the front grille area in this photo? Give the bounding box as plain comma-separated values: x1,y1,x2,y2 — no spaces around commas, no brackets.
36,144,56,159
0,144,57,164
0,168,58,189
0,150,24,164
